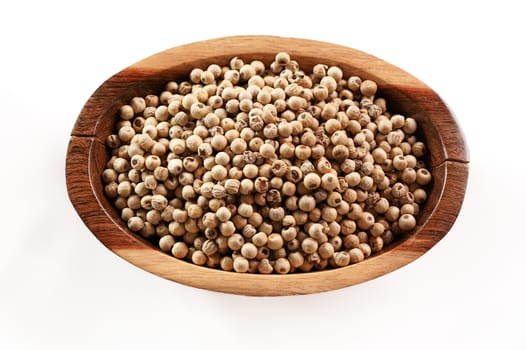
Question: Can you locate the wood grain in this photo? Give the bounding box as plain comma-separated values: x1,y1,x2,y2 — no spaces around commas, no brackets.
66,36,469,295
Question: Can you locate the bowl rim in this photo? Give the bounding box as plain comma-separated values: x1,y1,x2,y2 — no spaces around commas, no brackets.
66,35,469,296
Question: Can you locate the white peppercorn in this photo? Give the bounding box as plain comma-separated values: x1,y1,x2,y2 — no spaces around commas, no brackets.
169,242,188,259
416,168,432,185
104,52,434,274
333,251,351,267
159,235,175,253
127,216,145,232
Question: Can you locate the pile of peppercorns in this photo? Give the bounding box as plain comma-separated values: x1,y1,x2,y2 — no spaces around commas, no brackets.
102,52,432,274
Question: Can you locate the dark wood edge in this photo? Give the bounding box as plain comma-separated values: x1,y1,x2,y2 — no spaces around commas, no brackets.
66,137,146,248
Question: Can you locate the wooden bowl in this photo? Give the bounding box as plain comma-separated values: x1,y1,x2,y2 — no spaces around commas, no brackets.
66,36,469,296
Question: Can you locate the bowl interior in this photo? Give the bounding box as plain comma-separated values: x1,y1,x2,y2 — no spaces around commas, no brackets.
88,52,445,259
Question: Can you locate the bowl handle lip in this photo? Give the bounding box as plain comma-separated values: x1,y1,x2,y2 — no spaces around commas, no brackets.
439,97,470,164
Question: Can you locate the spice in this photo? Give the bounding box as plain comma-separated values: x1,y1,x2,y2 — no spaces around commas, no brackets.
318,242,335,260
267,233,284,250
103,52,432,274
303,173,321,190
321,173,339,191
275,52,290,66
233,256,249,273
227,233,244,251
274,258,291,274
398,213,417,231
259,143,275,158
252,232,268,247
416,168,432,185
241,243,258,259
301,237,318,254
171,242,188,259
215,207,231,222
349,248,365,264
360,80,377,97
333,251,351,267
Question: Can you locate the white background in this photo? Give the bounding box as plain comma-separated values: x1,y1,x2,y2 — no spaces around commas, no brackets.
1,1,524,349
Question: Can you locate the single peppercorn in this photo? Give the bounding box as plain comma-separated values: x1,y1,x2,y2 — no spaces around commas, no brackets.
321,173,339,191
333,251,351,267
268,207,285,222
267,233,284,250
127,216,145,232
369,236,384,253
360,80,377,97
349,248,365,264
275,52,290,66
416,168,432,185
171,242,188,259
219,221,236,237
215,207,231,223
298,195,316,212
398,213,417,231
273,258,290,274
301,237,318,254
250,232,267,247
240,243,258,259
226,234,243,251
233,256,249,273
318,242,335,260
303,172,321,190
413,188,427,203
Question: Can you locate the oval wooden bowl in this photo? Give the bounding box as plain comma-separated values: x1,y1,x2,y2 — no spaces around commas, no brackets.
66,36,469,296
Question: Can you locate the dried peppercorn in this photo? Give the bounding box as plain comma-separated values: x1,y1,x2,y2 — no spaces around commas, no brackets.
103,52,432,274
